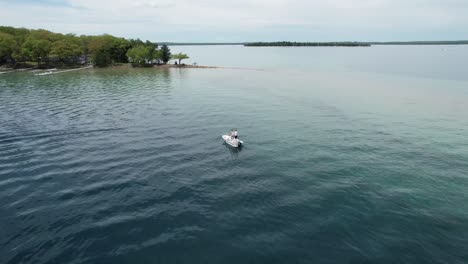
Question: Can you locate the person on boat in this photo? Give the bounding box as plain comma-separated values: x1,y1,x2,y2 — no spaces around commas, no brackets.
230,130,237,139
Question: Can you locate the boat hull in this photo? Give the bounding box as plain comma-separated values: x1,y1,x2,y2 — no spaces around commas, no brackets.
222,135,242,148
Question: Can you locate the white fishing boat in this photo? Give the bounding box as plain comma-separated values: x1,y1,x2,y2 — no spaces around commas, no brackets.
222,129,243,148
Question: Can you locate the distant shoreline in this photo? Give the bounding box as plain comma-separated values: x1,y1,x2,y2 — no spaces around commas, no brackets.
165,41,468,46
371,41,468,45
244,42,370,47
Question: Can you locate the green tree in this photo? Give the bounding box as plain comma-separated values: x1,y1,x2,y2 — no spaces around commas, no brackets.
0,26,160,68
159,44,171,64
0,26,31,51
109,36,131,63
0,27,29,63
93,48,111,67
51,37,83,63
87,35,132,66
0,32,17,63
87,36,112,66
129,38,144,48
171,52,189,64
79,35,92,63
127,45,153,65
29,29,61,43
21,38,52,67
153,49,163,64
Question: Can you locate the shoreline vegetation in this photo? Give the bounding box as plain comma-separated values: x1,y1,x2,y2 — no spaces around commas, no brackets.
244,41,371,47
3,25,468,70
0,26,190,70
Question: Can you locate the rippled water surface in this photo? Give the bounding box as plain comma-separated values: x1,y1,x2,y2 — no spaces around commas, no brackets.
1,46,468,263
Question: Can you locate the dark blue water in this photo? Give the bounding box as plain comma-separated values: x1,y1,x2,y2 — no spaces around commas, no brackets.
1,46,468,263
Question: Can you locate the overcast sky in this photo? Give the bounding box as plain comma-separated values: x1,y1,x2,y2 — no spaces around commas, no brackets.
1,0,467,42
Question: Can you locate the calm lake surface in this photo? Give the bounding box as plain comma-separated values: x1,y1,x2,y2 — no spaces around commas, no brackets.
1,45,468,263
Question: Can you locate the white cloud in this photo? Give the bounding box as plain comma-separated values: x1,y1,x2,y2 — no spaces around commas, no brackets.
0,0,467,41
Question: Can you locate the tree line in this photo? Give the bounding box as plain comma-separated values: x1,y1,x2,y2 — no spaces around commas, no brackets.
244,41,371,47
0,26,190,68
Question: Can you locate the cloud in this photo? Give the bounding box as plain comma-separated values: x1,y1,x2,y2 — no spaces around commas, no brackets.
0,0,467,41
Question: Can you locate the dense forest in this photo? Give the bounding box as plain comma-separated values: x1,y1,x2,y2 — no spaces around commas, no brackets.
244,41,371,47
0,26,186,68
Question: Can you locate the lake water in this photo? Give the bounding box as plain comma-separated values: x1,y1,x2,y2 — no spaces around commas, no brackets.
1,45,468,263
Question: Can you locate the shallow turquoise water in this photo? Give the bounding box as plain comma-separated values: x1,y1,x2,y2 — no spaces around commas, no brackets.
1,46,468,263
